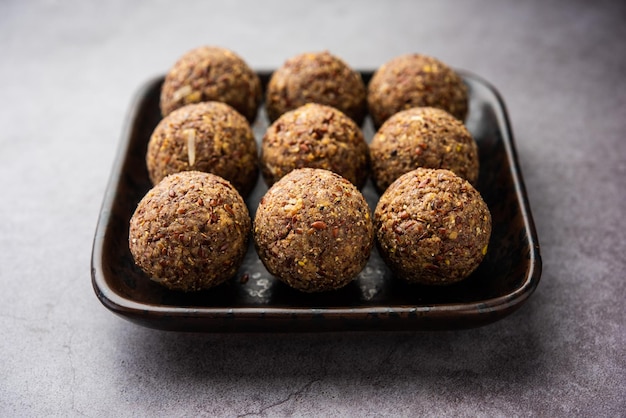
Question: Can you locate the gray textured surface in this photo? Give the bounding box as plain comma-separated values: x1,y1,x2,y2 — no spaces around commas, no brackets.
1,0,625,416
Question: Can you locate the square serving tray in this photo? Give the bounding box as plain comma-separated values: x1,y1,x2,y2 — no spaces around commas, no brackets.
91,71,541,332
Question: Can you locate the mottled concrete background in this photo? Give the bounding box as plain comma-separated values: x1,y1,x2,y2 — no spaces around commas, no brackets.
1,0,624,416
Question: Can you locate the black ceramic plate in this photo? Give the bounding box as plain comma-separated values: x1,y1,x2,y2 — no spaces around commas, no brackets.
91,71,541,332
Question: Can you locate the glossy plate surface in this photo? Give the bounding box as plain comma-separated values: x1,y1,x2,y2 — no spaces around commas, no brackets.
91,71,541,332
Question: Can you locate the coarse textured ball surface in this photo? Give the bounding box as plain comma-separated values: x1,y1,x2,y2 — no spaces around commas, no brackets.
146,101,259,197
367,54,468,127
261,103,369,188
375,168,491,285
129,171,251,292
370,107,479,192
254,168,374,292
160,46,262,123
266,51,367,125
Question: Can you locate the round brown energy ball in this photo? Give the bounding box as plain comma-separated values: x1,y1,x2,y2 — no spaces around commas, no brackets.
160,46,262,123
129,171,251,292
266,51,367,125
370,107,479,192
374,168,491,285
254,168,374,292
367,54,468,127
146,101,259,197
261,103,369,188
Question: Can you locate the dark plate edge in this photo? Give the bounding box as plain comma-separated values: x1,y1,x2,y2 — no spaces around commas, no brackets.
90,71,542,332
459,69,543,312
90,75,163,321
